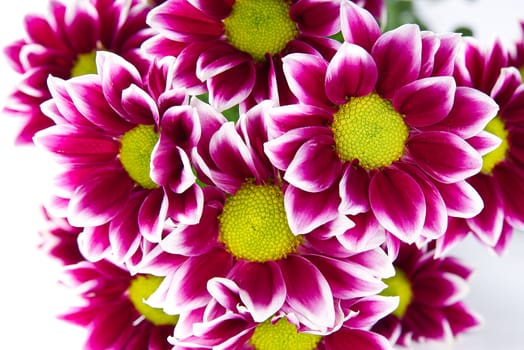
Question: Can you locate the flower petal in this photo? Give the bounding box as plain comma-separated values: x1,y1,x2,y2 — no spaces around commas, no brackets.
208,61,256,111
325,42,377,104
279,255,335,331
434,180,483,219
340,1,381,52
339,163,371,215
369,168,425,243
324,328,392,350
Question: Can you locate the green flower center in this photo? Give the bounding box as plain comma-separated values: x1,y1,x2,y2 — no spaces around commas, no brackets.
223,0,298,62
71,50,98,77
380,268,413,318
218,183,302,262
332,93,409,169
481,116,509,174
128,275,179,326
119,125,159,189
250,318,322,350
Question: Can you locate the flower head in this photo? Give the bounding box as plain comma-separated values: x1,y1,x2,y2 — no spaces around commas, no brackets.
34,52,203,264
144,0,384,112
435,36,524,255
372,243,481,346
59,259,176,349
2,0,154,144
138,101,394,334
264,3,498,245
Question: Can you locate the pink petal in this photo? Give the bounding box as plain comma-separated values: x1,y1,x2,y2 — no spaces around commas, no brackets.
434,180,484,219
163,249,233,315
231,261,286,323
279,255,335,330
187,0,232,19
266,104,331,137
324,328,392,350
138,189,169,243
467,131,502,156
285,184,340,234
369,168,425,243
408,131,482,183
121,84,159,125
305,254,386,299
64,0,100,52
282,53,331,107
325,42,378,104
413,271,469,307
372,24,422,98
445,302,482,336
340,1,381,52
466,175,504,246
290,0,340,36
493,164,524,229
343,296,399,329
196,42,251,81
166,184,204,224
339,164,371,215
77,224,110,262
208,61,256,111
338,213,386,253
68,168,134,227
393,76,455,128
284,135,341,192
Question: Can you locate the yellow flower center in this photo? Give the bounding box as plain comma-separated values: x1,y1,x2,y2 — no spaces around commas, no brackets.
223,0,298,62
128,275,179,326
71,50,98,77
481,116,509,174
218,183,302,262
119,125,159,189
380,268,413,318
250,318,322,350
332,93,409,169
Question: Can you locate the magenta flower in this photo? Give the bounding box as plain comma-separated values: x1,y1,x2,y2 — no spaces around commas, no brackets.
264,3,498,245
34,52,204,264
60,259,177,350
169,277,397,350
2,0,154,144
138,102,394,334
436,36,524,255
38,206,83,265
144,0,384,111
372,243,481,346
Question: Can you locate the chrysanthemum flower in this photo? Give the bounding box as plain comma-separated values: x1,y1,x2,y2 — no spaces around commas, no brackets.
38,206,83,265
34,52,203,264
143,0,384,112
2,0,153,144
169,277,397,350
139,101,394,334
436,36,524,255
264,3,498,245
372,243,481,346
60,259,177,350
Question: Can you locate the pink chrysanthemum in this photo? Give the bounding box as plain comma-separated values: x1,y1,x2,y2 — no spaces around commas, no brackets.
143,0,384,111
136,101,395,335
263,3,498,245
169,277,397,350
372,243,481,346
436,36,524,255
3,0,154,144
60,259,177,350
34,52,204,264
38,206,83,265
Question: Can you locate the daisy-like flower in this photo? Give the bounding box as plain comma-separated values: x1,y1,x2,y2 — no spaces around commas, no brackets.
33,52,204,264
372,242,481,346
169,277,397,350
60,259,178,350
2,0,153,144
38,206,83,266
437,36,524,255
140,101,394,334
264,3,498,245
144,0,384,112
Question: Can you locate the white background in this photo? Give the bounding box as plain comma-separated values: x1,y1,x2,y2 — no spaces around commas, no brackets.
0,0,523,349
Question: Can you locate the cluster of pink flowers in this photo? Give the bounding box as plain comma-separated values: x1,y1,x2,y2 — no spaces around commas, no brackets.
4,0,524,349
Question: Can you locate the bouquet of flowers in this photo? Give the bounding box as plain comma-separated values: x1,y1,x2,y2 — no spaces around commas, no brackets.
2,0,523,349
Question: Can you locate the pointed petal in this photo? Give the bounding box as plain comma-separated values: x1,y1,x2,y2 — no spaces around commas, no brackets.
339,164,371,215
208,62,256,111
340,1,381,52
435,180,484,218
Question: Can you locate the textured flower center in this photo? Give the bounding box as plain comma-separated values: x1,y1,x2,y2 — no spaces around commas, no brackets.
481,116,509,174
218,183,302,262
223,0,298,62
332,93,409,169
250,318,322,350
380,268,413,318
71,50,98,77
128,275,179,326
119,125,159,189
